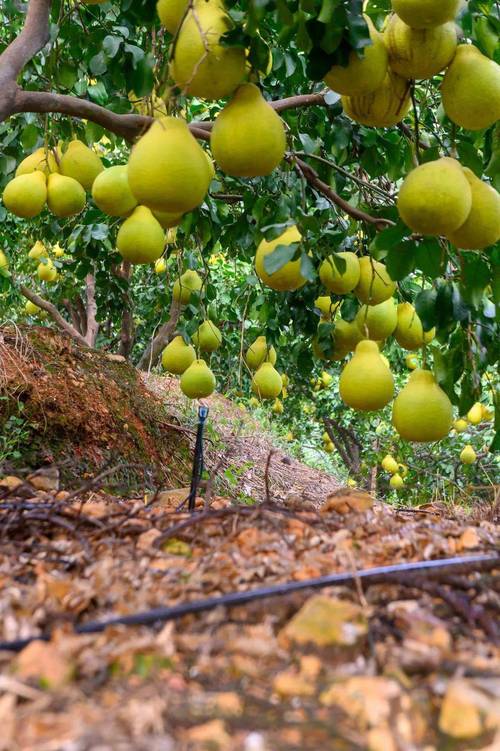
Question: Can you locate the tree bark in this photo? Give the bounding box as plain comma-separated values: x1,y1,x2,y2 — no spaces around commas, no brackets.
84,273,99,347
137,299,181,371
117,262,134,359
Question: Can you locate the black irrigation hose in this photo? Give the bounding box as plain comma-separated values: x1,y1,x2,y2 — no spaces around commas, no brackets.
188,405,209,511
1,553,498,653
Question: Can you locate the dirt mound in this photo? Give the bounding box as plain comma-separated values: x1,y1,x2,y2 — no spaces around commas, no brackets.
0,326,191,490
0,326,339,502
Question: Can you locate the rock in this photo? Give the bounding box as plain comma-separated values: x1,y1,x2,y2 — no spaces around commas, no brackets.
27,466,60,493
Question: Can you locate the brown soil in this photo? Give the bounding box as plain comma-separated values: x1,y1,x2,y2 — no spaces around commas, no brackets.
0,326,339,502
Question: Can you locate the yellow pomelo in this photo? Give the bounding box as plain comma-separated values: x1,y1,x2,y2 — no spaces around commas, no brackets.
0,250,8,270
155,258,167,274
28,241,47,260
16,147,59,176
423,328,435,344
481,405,493,421
180,359,216,399
171,0,246,100
161,335,196,374
406,354,418,370
392,369,453,442
153,210,184,229
251,362,283,400
173,269,203,304
255,226,306,292
355,298,397,340
441,45,500,131
315,296,336,320
59,140,103,190
467,402,483,425
127,117,211,213
92,166,138,217
116,206,165,264
342,71,411,128
53,243,64,258
157,0,188,34
47,173,86,218
384,15,457,80
245,336,277,370
354,257,397,305
272,398,284,414
391,0,460,29
192,321,222,352
398,463,409,477
339,340,394,411
319,252,361,294
394,302,424,350
324,441,335,453
25,300,42,315
453,418,468,433
324,16,388,95
390,473,404,489
332,319,364,359
382,454,399,474
210,83,286,177
2,172,47,218
37,258,55,282
447,168,500,250
397,157,472,236
460,445,477,465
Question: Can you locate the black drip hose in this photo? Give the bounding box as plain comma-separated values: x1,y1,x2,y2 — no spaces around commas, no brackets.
0,553,497,653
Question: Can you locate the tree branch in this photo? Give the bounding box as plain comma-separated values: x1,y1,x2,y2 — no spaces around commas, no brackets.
20,285,89,347
137,299,181,371
117,262,135,359
291,156,394,230
84,273,99,347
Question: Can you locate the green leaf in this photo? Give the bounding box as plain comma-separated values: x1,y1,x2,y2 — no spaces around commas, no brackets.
263,242,299,275
21,124,39,151
370,222,411,254
414,238,445,279
415,288,437,330
385,241,416,281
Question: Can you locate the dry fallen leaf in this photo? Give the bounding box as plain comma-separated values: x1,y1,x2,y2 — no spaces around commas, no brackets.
321,676,402,727
281,596,367,647
272,668,315,698
439,680,487,739
321,488,374,515
186,719,231,749
16,640,73,689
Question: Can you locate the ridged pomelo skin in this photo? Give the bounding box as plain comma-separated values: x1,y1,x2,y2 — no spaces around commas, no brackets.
210,83,286,177
180,359,216,399
173,270,203,304
192,321,222,352
47,173,86,218
59,140,103,191
171,0,246,100
157,0,188,34
255,226,307,292
92,166,138,217
319,252,361,294
397,157,472,236
245,336,277,370
324,16,388,96
128,117,211,214
251,362,283,400
354,257,397,305
339,340,394,411
16,147,60,177
394,302,424,350
384,15,457,80
342,71,411,128
441,45,500,131
161,336,196,374
355,298,398,341
116,206,165,264
391,0,460,29
2,172,47,218
447,168,500,250
392,369,453,442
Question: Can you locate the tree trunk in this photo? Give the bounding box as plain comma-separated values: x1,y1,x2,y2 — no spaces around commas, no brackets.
137,299,181,371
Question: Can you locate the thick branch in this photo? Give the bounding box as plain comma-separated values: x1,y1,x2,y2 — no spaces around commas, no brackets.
84,273,99,347
0,0,51,83
117,262,135,359
292,156,394,230
137,299,181,371
10,90,327,142
62,299,84,334
20,285,89,347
